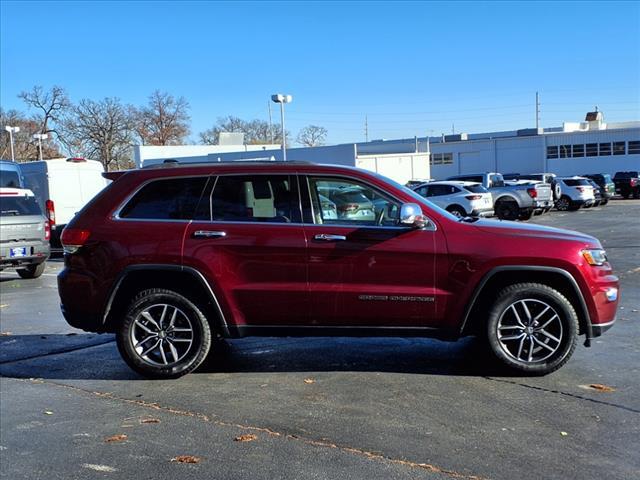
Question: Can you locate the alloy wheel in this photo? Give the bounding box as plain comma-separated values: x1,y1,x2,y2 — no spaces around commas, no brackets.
496,299,563,363
130,304,194,366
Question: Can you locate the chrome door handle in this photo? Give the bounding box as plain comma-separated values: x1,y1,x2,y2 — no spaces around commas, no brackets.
314,233,347,242
193,230,226,238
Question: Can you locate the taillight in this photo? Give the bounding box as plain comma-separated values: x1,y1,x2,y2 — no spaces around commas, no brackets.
338,203,359,212
45,199,56,225
526,188,537,198
465,195,482,200
44,221,51,241
631,179,638,187
60,228,91,254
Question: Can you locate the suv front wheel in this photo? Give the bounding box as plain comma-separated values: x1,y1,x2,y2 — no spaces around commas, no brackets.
486,283,578,375
116,289,212,379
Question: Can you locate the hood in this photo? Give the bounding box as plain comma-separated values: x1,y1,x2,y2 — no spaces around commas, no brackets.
471,219,600,247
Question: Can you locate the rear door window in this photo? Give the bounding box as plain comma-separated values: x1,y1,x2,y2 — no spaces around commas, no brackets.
0,171,21,188
207,175,300,223
119,177,208,220
563,179,591,187
0,195,42,216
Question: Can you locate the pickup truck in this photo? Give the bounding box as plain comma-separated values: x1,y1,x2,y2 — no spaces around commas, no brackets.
447,172,553,220
613,171,640,199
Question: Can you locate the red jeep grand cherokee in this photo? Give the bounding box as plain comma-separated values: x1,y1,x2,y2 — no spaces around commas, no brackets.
58,162,619,378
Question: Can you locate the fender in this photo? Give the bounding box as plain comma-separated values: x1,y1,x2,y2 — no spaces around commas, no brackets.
102,264,230,337
459,265,593,346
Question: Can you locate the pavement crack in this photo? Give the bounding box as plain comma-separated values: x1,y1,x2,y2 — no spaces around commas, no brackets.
485,377,640,414
10,377,488,480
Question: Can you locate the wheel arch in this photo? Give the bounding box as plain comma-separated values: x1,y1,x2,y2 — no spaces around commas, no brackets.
460,266,593,345
102,264,230,337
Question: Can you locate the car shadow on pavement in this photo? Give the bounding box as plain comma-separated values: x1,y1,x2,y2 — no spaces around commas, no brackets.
0,334,509,380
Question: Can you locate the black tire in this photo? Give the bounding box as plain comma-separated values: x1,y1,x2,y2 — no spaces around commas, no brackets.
17,262,46,279
446,205,467,218
634,190,640,199
518,209,534,221
600,199,608,206
495,200,519,221
116,288,212,379
622,192,630,199
485,283,578,375
555,195,571,211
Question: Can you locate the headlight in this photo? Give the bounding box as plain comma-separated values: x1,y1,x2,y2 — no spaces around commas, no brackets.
582,249,608,266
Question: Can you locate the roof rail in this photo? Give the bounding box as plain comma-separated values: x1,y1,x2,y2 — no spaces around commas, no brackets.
142,159,314,169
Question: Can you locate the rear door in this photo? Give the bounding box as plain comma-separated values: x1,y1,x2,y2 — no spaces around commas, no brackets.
301,174,447,329
182,174,308,330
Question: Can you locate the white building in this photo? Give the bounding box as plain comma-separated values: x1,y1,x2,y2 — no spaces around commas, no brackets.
359,113,639,179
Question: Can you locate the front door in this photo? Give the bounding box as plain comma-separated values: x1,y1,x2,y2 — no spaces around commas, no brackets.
302,175,447,329
182,174,308,330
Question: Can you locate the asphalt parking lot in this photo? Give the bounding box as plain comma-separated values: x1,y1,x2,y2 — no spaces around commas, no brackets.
1,200,639,480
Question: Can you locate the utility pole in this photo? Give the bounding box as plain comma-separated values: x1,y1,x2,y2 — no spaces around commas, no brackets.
364,115,369,142
268,101,274,144
536,91,540,129
451,123,455,134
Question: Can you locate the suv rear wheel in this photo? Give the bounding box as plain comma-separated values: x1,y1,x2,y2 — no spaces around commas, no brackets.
485,283,578,375
116,289,212,379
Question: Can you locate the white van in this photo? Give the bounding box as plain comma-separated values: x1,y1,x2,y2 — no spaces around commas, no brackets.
20,158,109,248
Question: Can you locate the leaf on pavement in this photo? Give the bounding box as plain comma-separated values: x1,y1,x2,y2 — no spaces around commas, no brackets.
140,418,161,424
171,455,201,463
104,434,128,443
560,431,568,436
234,434,257,442
0,304,8,308
43,410,53,415
589,384,616,392
303,378,316,384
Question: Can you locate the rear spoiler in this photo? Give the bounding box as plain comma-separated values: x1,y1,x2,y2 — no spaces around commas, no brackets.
102,171,127,181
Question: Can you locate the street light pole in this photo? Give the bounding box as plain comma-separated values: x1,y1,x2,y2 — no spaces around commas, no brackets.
271,94,293,161
4,126,20,162
33,133,48,161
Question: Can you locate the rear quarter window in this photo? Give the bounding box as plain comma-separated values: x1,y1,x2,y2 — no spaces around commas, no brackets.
463,184,488,193
119,177,208,220
0,171,21,188
563,179,590,187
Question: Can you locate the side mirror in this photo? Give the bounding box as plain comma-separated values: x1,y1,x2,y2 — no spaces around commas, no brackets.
400,203,428,229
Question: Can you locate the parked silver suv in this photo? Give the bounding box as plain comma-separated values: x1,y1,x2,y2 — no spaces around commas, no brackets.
0,188,50,278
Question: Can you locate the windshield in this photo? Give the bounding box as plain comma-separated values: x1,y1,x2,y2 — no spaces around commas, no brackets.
0,195,42,216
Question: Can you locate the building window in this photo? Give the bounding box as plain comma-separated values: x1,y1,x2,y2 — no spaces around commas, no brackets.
572,144,585,157
628,141,640,155
599,143,612,156
559,145,571,158
547,146,559,159
442,153,453,164
613,141,626,155
430,153,453,165
585,143,598,156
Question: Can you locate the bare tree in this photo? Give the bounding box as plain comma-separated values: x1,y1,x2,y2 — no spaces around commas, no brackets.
18,85,70,139
132,90,190,145
199,116,286,145
0,108,62,161
296,125,328,147
60,98,134,170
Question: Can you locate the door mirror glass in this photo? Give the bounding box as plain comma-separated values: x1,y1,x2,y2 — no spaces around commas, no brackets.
400,203,427,228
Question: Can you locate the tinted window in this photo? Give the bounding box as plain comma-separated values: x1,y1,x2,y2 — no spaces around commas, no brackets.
599,143,612,156
0,195,42,217
120,177,208,220
209,175,298,223
563,179,591,187
546,146,559,159
463,184,488,193
308,177,400,226
0,171,21,188
414,186,428,197
572,144,584,157
629,141,640,155
586,143,598,157
489,174,504,187
613,142,626,155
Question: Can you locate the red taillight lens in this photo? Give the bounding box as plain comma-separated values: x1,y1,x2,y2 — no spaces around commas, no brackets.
45,199,56,225
44,221,51,241
60,228,91,254
526,188,537,198
465,195,482,200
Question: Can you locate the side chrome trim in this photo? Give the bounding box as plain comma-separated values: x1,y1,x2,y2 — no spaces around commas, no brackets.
459,265,593,342
102,264,230,337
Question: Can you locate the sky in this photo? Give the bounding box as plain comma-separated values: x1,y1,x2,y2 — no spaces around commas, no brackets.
1,0,639,145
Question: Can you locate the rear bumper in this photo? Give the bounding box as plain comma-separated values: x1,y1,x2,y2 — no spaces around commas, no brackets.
58,267,108,333
470,208,494,217
591,318,616,337
0,242,50,269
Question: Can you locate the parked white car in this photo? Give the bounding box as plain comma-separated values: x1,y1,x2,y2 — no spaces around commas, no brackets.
555,177,596,211
411,181,494,218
